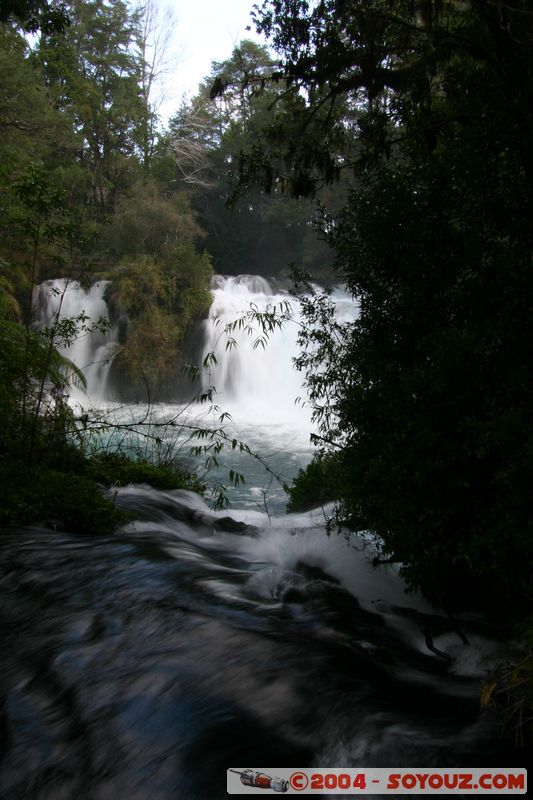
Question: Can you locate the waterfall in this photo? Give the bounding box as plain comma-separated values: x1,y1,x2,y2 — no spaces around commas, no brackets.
201,274,357,425
32,274,357,423
202,275,303,416
34,278,119,404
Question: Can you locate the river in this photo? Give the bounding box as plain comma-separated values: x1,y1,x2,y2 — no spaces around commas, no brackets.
0,276,521,798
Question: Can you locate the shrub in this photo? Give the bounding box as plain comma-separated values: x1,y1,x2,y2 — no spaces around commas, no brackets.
286,454,338,513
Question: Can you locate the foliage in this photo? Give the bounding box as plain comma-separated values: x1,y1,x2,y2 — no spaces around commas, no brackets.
35,0,146,218
0,318,206,534
481,621,533,747
84,451,205,493
0,8,216,403
0,26,68,171
0,317,84,441
0,462,125,535
0,0,69,33
286,453,338,513
104,180,203,259
167,40,340,279
250,0,533,194
2,163,73,300
328,130,533,608
108,242,212,397
246,1,533,612
0,161,206,533
0,3,300,530
0,164,92,469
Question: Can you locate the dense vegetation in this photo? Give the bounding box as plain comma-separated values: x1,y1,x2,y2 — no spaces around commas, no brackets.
248,0,532,734
0,0,216,529
239,0,533,617
0,0,214,396
2,0,531,611
0,0,334,530
1,0,532,746
166,39,342,280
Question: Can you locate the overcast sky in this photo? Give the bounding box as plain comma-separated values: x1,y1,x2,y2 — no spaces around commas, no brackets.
159,0,268,121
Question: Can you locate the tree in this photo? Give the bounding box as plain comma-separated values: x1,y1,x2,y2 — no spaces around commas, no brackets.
247,1,533,194
329,116,532,608
0,0,69,32
0,25,71,176
133,0,178,175
0,2,219,530
35,0,146,218
249,1,533,609
0,162,94,464
167,40,338,278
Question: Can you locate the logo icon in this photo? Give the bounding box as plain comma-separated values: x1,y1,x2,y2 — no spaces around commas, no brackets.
229,769,289,793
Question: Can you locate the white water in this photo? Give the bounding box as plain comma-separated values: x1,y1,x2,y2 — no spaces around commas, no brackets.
13,277,513,789
201,275,306,424
34,274,357,511
1,487,512,797
35,274,357,418
31,272,510,675
201,274,357,427
34,278,119,403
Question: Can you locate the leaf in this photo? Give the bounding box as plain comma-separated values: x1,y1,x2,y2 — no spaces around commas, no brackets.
480,682,497,708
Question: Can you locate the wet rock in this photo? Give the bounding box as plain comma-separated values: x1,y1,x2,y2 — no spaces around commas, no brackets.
213,516,253,534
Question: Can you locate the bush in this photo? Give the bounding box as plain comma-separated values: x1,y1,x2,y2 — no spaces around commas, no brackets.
286,454,337,513
85,451,205,493
0,463,125,535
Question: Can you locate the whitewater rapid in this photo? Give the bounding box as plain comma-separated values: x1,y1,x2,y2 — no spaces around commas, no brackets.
0,484,514,799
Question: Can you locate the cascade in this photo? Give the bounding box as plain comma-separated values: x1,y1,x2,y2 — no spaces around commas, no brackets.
31,273,357,508
34,274,357,418
201,274,357,424
0,491,515,796
4,278,517,795
34,278,119,403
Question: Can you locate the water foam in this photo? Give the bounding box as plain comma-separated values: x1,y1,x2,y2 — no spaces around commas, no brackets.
34,278,118,403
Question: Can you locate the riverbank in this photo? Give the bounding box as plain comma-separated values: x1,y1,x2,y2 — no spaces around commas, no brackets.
0,451,204,535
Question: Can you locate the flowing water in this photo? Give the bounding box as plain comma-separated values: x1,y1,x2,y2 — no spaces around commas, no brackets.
0,277,520,798
34,278,119,405
33,274,356,511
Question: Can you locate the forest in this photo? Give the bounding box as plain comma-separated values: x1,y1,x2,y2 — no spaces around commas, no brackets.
0,0,336,518
0,0,532,785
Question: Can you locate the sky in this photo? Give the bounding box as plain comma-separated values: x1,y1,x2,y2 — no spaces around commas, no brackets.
158,0,268,122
